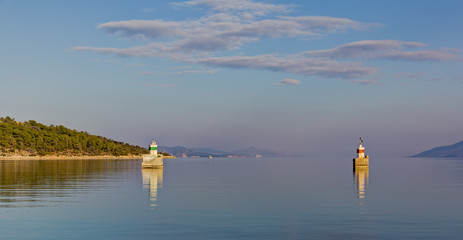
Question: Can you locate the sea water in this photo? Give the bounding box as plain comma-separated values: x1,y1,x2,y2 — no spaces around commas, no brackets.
0,157,462,239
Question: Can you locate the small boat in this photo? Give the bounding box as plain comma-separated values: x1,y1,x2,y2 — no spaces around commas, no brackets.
208,155,213,159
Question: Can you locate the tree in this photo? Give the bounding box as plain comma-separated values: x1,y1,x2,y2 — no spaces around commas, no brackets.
0,117,148,156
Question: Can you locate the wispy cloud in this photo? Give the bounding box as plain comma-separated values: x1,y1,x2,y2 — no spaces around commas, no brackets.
275,78,301,85
172,0,292,17
135,66,217,76
98,20,181,40
92,16,375,54
379,50,462,61
74,44,170,58
304,40,462,61
73,0,461,82
350,79,381,85
73,0,381,79
192,54,376,78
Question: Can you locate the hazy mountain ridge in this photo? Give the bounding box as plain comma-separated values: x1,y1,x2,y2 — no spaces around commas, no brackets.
412,140,463,158
190,148,229,155
159,146,287,158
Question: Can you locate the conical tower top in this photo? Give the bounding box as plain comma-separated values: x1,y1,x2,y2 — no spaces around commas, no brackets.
149,139,158,155
357,137,365,158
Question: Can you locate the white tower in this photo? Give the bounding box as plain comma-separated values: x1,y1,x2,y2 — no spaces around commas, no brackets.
149,139,158,156
353,137,369,167
357,144,365,158
143,139,163,168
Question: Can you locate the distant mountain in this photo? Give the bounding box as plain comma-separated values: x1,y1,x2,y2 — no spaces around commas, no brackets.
190,147,229,155
159,146,286,158
158,146,216,158
411,140,463,158
231,147,287,158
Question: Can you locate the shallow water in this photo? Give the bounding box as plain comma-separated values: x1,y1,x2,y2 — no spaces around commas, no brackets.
0,157,462,239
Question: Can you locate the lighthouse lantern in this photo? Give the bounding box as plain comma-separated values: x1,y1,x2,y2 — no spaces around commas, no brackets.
353,137,369,168
149,140,158,156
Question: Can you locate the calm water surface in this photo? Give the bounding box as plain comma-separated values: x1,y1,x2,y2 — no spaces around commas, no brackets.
0,157,462,239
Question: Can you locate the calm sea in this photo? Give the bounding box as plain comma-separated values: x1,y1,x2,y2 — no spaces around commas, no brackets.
0,157,462,239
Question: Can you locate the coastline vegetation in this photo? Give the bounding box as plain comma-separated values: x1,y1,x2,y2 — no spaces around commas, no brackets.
0,116,149,157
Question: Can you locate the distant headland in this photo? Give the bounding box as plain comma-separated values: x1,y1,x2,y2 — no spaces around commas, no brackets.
411,140,463,158
0,116,171,160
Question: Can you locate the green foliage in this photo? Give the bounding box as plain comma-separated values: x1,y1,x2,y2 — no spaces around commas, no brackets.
0,116,148,157
160,152,172,157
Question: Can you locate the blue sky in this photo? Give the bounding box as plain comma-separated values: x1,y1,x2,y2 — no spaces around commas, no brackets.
1,0,463,156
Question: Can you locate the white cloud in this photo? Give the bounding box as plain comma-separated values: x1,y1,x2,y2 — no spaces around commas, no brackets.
172,0,292,17
98,20,181,40
276,79,300,85
74,43,170,58
93,15,376,54
281,16,382,32
305,40,462,61
380,50,462,61
74,0,461,82
73,1,382,79
305,40,424,58
192,54,376,78
351,79,381,85
75,46,377,78
89,0,379,56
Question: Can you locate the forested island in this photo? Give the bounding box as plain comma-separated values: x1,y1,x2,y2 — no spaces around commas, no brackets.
0,116,152,159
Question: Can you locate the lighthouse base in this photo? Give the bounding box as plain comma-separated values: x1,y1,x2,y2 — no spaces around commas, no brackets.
353,156,369,167
142,155,164,168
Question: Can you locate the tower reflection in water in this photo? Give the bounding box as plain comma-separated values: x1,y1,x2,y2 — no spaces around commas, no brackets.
142,168,163,208
354,166,369,204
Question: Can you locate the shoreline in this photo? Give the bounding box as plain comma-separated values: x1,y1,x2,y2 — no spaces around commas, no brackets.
0,155,143,160
0,155,177,160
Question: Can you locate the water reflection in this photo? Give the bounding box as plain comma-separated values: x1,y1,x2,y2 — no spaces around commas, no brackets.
0,159,136,208
354,166,369,203
142,168,163,208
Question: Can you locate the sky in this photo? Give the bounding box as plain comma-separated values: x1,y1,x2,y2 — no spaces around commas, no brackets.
1,0,463,157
